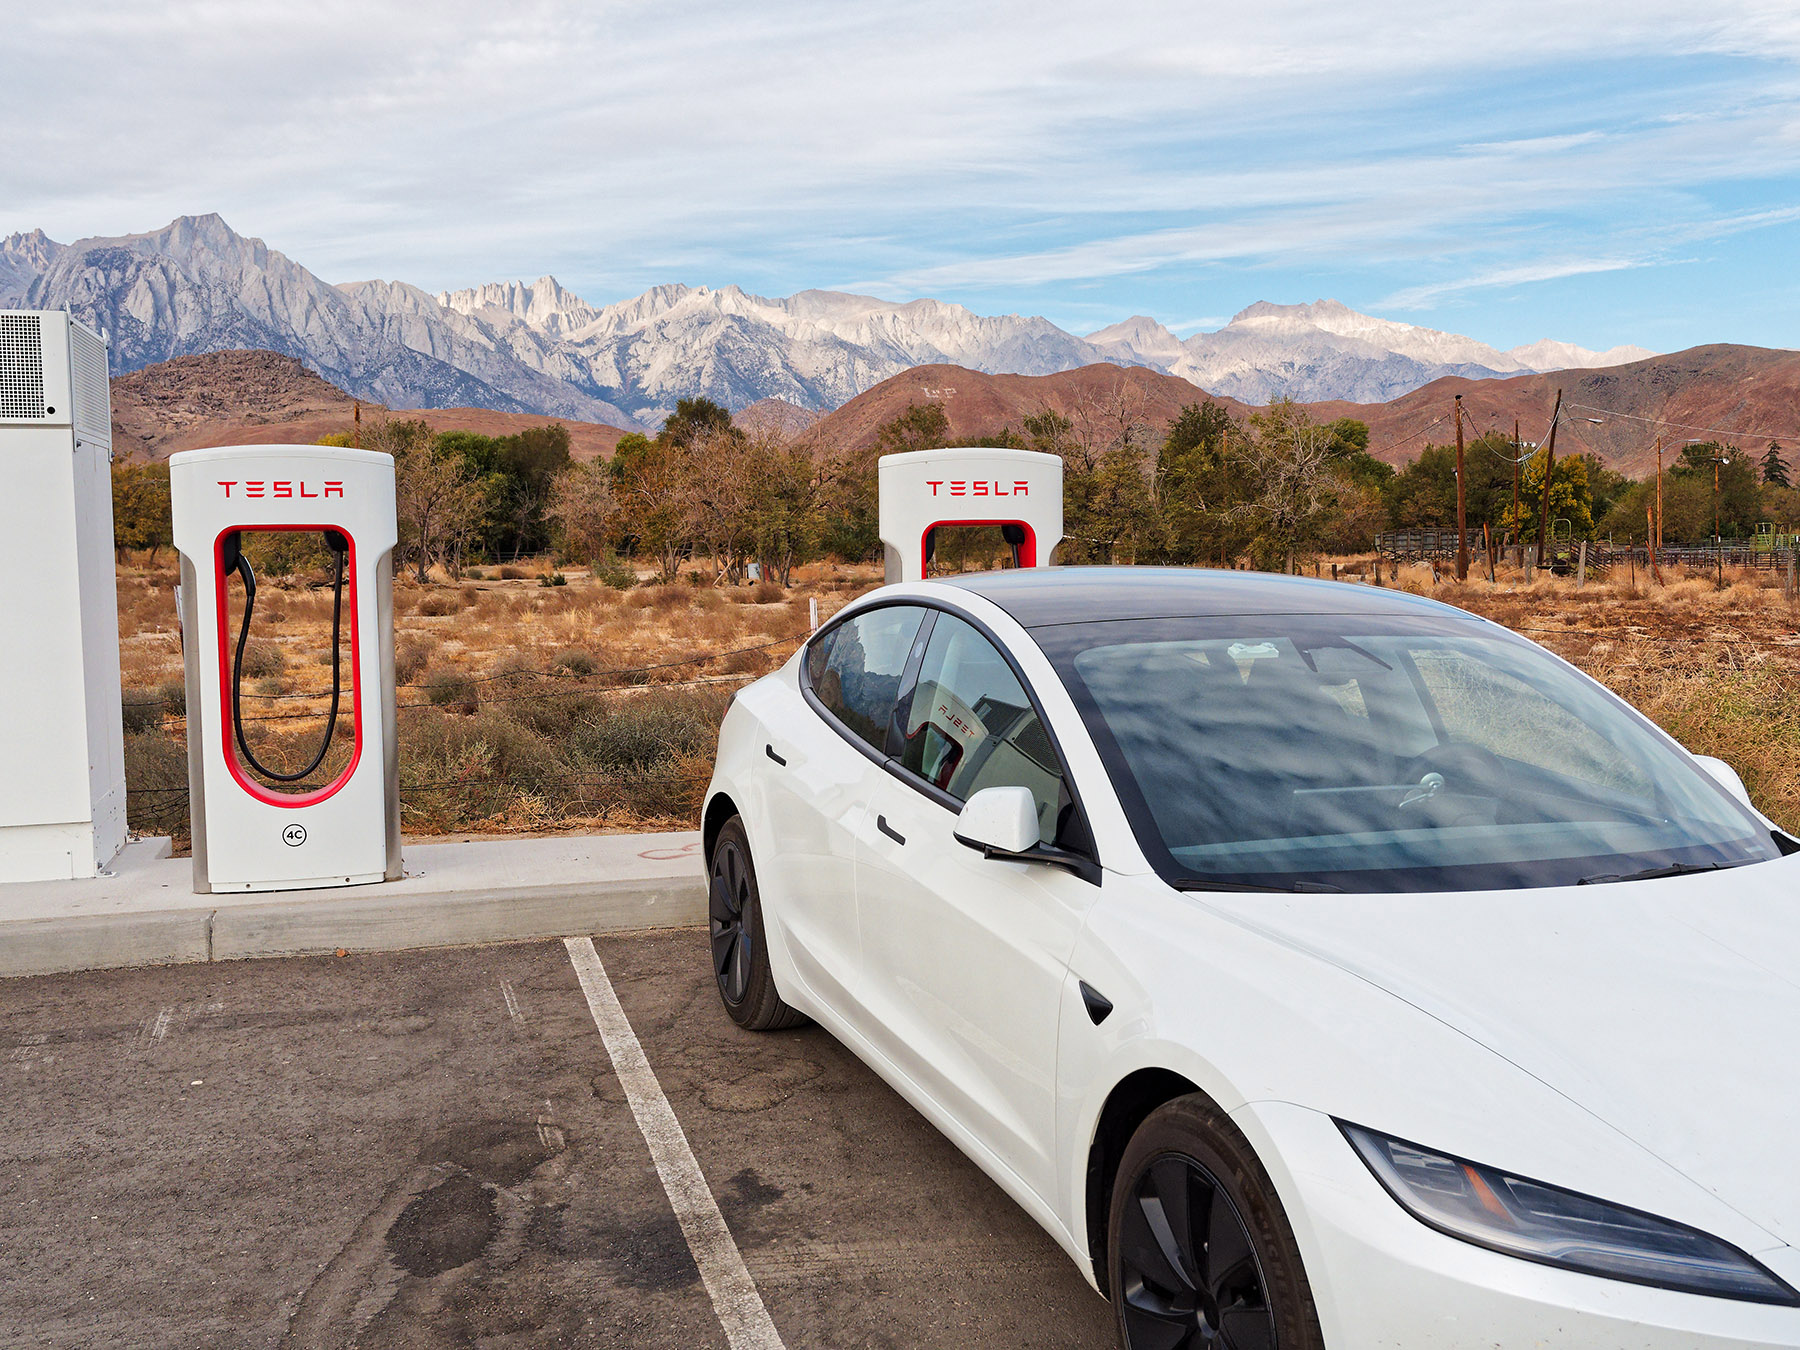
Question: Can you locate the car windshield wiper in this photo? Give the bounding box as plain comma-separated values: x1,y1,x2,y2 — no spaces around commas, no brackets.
1576,861,1732,886
1172,877,1343,894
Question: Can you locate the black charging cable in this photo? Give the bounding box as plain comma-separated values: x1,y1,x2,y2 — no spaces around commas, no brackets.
224,530,348,784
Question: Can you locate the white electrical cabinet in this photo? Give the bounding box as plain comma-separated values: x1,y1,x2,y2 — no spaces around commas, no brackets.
0,311,128,883
170,445,400,893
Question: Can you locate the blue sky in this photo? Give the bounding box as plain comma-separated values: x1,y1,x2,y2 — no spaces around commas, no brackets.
6,1,1798,354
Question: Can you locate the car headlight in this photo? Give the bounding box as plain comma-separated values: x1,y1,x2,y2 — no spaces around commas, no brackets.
1340,1122,1799,1305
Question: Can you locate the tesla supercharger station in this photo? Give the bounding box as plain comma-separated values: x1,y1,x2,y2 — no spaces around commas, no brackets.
170,445,401,893
877,446,1064,582
0,311,128,883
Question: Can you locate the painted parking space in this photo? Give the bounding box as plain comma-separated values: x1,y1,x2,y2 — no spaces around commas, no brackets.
0,934,1112,1348
592,928,1115,1349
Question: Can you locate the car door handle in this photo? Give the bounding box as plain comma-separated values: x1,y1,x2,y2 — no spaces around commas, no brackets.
765,744,787,767
876,814,905,846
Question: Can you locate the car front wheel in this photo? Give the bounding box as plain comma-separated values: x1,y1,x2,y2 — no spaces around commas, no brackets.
1109,1094,1324,1350
708,816,807,1032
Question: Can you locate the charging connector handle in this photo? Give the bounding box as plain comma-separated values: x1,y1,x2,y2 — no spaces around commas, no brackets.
228,533,347,784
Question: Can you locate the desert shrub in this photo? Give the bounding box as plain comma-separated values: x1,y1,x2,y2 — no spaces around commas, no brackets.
239,641,286,678
124,730,190,838
538,571,568,587
630,584,690,612
157,676,187,717
394,636,437,685
567,687,732,774
592,553,636,590
555,648,597,677
464,568,487,581
748,579,785,604
253,676,286,698
719,647,766,675
498,565,529,580
424,670,478,714
121,687,163,734
483,652,544,699
416,591,463,617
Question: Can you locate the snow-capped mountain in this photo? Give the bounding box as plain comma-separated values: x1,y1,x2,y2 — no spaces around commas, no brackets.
3,216,633,424
0,216,1660,428
1505,337,1656,370
436,280,1109,420
1084,300,1656,405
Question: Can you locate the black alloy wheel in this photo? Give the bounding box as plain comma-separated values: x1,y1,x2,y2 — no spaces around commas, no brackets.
710,832,754,1007
705,816,807,1032
1109,1095,1323,1350
1117,1154,1277,1349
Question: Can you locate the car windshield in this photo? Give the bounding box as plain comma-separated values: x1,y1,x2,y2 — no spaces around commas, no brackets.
1037,613,1783,893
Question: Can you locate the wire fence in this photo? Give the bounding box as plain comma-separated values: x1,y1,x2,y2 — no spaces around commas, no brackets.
122,631,811,721
1376,530,1798,575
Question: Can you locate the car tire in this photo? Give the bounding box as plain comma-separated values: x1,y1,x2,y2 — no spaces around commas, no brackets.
708,816,807,1032
1108,1094,1324,1350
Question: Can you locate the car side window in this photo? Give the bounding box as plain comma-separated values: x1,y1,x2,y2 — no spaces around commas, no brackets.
899,612,1068,846
807,606,925,754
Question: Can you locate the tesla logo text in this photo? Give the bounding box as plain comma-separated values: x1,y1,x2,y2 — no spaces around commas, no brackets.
923,480,1031,497
218,480,344,499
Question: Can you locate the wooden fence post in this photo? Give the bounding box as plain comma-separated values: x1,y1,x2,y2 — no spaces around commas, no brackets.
1576,540,1588,589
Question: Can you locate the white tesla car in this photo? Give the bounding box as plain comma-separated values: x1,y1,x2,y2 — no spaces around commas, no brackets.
700,568,1800,1349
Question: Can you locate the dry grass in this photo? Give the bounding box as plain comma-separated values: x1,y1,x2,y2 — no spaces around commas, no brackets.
116,555,1799,841
1348,560,1800,832
116,560,869,841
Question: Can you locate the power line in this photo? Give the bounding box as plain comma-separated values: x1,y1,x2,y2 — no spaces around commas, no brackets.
1563,402,1800,446
1373,411,1454,457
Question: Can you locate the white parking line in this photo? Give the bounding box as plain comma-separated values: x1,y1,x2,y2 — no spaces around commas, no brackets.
564,936,786,1350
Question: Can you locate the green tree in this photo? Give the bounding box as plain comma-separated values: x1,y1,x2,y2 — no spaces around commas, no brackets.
874,402,951,455
361,419,488,581
659,397,735,449
1503,451,1595,542
1763,441,1791,489
1229,400,1353,571
1155,401,1240,564
111,459,172,560
1384,433,1515,534
1671,441,1759,537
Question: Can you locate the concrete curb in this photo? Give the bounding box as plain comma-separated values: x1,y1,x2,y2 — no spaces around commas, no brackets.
0,831,708,979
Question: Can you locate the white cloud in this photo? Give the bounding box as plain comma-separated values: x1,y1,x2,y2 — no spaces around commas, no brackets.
1378,257,1645,310
3,0,1798,323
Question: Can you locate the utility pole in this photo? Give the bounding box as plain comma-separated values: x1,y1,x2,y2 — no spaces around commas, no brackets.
353,400,362,450
1534,391,1562,568
1454,395,1468,581
1714,450,1728,585
1653,435,1663,551
1511,419,1522,566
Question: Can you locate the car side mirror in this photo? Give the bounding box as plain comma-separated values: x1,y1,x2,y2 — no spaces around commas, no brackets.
954,786,1040,856
1693,755,1754,811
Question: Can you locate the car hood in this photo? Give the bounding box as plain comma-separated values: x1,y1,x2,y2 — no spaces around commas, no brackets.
1211,855,1800,1248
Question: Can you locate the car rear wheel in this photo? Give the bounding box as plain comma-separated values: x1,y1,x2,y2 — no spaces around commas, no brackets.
1109,1094,1323,1350
709,816,807,1032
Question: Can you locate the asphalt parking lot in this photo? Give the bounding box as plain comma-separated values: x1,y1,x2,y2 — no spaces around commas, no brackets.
0,929,1114,1348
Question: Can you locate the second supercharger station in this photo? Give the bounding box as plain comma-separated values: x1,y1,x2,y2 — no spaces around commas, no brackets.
878,445,1063,581
170,445,401,893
